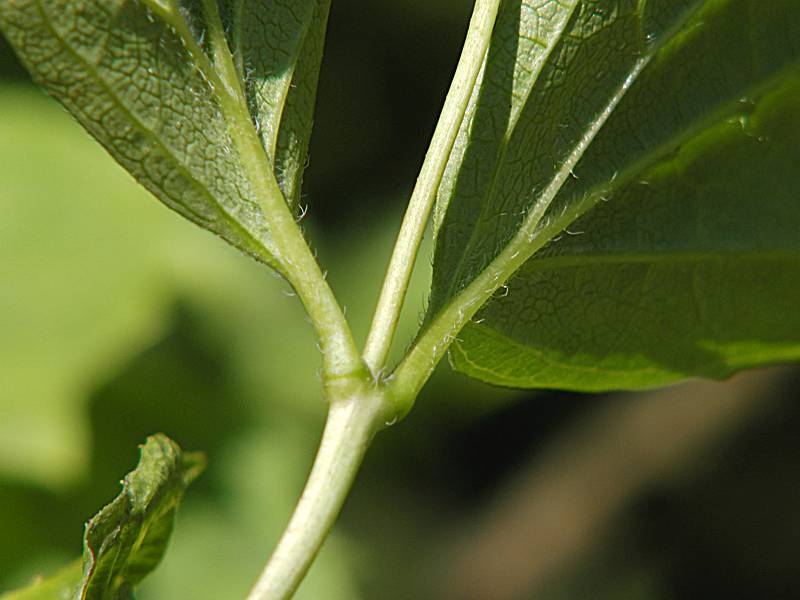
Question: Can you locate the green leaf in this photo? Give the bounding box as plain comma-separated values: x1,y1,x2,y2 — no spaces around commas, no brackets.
0,0,328,266
226,0,331,208
77,434,204,600
0,436,201,600
0,562,81,600
428,0,800,390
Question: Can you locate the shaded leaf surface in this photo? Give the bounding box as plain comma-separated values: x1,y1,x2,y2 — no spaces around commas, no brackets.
430,0,800,389
78,435,204,600
227,0,331,207
0,0,327,264
0,88,378,599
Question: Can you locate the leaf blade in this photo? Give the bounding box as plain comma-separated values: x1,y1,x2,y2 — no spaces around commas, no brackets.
78,434,204,600
1,0,269,258
228,0,331,207
0,435,202,600
429,0,800,390
0,0,329,264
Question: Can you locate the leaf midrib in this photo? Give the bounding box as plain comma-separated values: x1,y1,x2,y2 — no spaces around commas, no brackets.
395,2,710,397
231,0,317,162
438,0,581,306
265,4,316,162
521,248,800,272
436,0,720,319
440,1,711,310
530,60,800,257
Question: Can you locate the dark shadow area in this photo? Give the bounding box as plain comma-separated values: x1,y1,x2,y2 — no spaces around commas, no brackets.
0,482,77,581
635,371,800,600
0,33,26,80
305,0,472,228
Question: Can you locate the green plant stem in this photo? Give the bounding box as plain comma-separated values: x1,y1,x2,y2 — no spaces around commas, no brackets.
386,56,655,415
362,0,501,375
245,5,503,594
387,237,531,414
246,386,388,600
231,82,362,388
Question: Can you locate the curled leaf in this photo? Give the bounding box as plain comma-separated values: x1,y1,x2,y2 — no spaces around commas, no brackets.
78,434,204,600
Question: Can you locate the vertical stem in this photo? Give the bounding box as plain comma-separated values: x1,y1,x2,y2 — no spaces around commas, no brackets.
361,0,501,375
246,388,388,600
247,3,505,597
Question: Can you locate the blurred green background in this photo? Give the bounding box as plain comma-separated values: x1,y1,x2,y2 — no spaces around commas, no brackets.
2,2,800,599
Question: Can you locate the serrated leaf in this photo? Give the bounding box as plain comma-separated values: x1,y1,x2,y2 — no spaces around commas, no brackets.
429,0,800,390
77,434,204,600
0,0,328,266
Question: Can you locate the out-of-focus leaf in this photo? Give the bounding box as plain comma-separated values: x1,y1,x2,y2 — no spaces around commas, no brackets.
0,84,329,490
0,0,328,266
0,562,81,600
78,435,204,600
0,87,187,488
429,0,800,390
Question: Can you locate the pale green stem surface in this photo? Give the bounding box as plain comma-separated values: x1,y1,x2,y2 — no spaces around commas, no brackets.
246,387,389,600
198,0,363,383
362,0,502,375
387,57,654,413
245,3,504,598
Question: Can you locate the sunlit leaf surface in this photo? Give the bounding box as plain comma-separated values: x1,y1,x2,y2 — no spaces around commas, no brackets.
429,0,800,389
0,0,329,264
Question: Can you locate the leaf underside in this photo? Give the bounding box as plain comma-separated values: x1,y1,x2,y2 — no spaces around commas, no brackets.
0,0,329,267
429,0,800,390
226,0,330,208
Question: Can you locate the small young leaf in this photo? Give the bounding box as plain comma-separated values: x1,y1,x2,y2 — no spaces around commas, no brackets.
0,0,328,266
0,435,202,600
77,434,204,599
428,0,800,389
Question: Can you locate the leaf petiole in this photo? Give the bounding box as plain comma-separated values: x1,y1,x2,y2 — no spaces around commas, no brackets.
203,0,364,384
362,0,502,377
